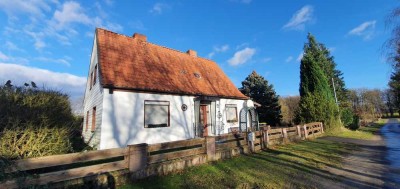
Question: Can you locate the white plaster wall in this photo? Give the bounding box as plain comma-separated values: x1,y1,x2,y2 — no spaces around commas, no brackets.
100,90,196,149
82,34,104,149
99,88,254,149
218,99,254,134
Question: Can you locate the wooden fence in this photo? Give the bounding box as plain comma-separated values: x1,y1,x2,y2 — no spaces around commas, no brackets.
1,122,324,188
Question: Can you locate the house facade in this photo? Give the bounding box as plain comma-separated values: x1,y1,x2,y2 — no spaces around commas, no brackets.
82,28,259,150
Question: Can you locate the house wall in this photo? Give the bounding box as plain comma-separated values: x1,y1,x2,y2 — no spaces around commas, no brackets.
217,99,254,134
82,35,104,149
100,90,196,149
99,89,254,149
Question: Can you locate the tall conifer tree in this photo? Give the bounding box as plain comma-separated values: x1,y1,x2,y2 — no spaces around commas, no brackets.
240,71,282,126
298,33,341,131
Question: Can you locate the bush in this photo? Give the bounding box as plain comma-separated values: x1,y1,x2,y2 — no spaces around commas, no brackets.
348,115,360,130
298,93,342,132
0,85,74,131
341,108,354,127
0,83,86,160
0,125,72,159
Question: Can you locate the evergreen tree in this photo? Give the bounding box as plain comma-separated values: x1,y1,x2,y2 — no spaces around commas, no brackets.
389,66,400,115
240,71,282,126
298,33,341,131
320,45,348,107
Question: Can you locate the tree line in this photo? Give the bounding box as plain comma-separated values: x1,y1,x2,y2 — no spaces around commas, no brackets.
240,33,392,132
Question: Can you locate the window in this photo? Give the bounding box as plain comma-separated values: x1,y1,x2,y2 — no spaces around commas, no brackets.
89,72,93,90
144,101,170,128
85,111,89,131
93,65,97,85
91,107,96,132
225,104,238,123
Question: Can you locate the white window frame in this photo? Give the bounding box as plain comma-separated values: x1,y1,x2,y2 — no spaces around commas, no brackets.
225,104,238,123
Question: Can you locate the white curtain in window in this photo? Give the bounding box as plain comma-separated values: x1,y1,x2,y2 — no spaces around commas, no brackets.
145,101,169,127
226,105,237,122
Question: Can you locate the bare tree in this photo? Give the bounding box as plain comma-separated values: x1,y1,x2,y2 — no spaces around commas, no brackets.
348,88,385,123
279,96,300,126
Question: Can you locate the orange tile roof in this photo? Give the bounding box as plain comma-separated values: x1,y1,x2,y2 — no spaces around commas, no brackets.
96,28,248,100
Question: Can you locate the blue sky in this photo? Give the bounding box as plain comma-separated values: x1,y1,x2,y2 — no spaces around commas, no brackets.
0,0,397,99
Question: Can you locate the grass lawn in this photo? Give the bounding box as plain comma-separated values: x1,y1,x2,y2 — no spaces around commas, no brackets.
329,118,388,140
120,139,354,189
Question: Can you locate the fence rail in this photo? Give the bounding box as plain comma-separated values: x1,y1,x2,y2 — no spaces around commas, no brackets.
2,122,324,189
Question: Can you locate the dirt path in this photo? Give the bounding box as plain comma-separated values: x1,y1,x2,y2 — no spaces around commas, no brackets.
321,119,400,189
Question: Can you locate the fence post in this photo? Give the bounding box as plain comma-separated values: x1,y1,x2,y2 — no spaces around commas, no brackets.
320,122,324,133
303,125,308,139
247,131,255,153
128,143,148,173
260,130,264,149
282,128,288,143
261,129,267,149
296,125,301,138
206,136,216,162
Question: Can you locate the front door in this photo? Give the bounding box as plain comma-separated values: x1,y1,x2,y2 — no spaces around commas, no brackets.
200,105,209,137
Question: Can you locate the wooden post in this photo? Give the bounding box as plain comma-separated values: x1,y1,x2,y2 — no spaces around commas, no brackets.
282,128,288,143
261,130,266,149
247,131,255,153
128,143,148,172
206,136,216,161
303,125,308,139
296,125,301,137
320,122,324,133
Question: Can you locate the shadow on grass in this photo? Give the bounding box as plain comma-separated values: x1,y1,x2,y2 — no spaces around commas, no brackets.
121,139,386,189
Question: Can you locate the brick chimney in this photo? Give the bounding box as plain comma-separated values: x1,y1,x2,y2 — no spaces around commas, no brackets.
132,33,147,42
186,49,197,57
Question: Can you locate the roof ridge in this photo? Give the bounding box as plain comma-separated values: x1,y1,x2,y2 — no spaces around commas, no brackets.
97,27,214,62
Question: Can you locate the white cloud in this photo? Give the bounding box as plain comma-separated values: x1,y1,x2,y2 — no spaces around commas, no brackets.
149,3,169,15
4,41,23,52
0,51,29,64
296,52,304,62
0,0,51,17
207,52,215,59
50,1,122,32
285,56,293,63
0,51,9,61
215,45,230,52
283,5,314,31
35,57,71,67
236,43,249,50
24,30,46,49
104,22,123,32
348,20,376,40
51,1,92,31
208,44,230,58
130,20,146,31
228,47,256,66
0,63,86,97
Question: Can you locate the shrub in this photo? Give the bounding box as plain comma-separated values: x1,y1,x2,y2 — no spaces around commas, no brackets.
0,125,72,159
0,85,74,131
348,115,360,130
341,108,354,127
0,82,86,160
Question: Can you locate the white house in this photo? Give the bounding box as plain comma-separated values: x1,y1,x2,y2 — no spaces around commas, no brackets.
82,28,259,150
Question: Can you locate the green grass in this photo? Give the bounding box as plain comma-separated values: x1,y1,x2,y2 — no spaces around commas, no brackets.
120,139,354,189
330,118,388,140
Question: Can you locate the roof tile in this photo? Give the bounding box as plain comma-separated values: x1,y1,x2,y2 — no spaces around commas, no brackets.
96,28,248,99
